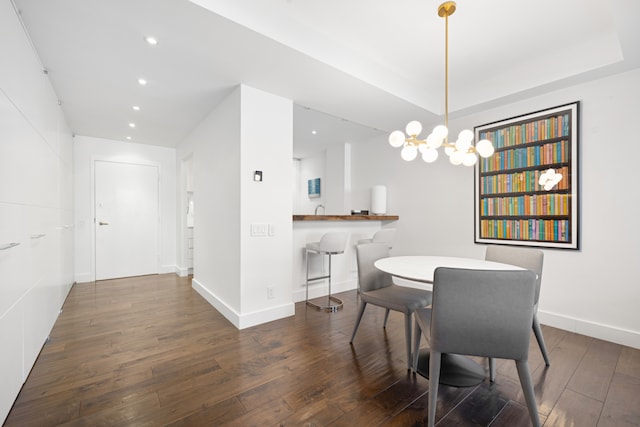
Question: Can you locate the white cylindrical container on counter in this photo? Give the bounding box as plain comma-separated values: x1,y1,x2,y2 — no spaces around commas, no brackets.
371,185,387,215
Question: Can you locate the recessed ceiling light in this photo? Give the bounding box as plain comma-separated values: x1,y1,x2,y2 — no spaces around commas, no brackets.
137,78,147,86
144,36,158,46
129,123,136,128
132,105,140,111
311,130,317,135
126,136,132,140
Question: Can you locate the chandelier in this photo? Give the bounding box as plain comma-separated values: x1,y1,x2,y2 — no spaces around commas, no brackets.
389,1,494,166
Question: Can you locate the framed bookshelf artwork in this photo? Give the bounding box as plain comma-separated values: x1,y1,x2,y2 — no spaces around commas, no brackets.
474,101,580,249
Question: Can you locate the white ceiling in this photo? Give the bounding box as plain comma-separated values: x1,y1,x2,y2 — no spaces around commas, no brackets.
12,0,640,157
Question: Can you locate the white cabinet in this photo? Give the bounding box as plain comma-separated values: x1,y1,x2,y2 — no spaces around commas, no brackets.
0,4,75,421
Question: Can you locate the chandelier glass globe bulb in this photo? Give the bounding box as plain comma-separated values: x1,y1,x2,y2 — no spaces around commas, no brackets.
433,124,448,139
449,150,464,165
476,139,495,158
406,120,423,137
462,152,478,166
401,145,418,161
458,129,474,142
422,147,439,163
430,134,444,148
455,137,472,153
389,130,406,148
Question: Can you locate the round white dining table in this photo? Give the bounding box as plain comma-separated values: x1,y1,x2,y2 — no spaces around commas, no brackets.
374,255,524,284
374,255,525,387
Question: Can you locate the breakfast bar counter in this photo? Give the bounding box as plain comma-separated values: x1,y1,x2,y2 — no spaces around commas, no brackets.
293,214,399,221
292,214,399,303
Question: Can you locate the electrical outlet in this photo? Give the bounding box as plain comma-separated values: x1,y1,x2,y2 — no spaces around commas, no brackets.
267,286,275,299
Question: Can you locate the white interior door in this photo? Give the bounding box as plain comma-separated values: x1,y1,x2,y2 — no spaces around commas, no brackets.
95,161,159,280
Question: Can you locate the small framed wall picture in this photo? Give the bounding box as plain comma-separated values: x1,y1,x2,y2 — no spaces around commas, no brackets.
308,178,321,198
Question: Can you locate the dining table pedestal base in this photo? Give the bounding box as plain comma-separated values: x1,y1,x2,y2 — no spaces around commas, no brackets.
415,348,486,387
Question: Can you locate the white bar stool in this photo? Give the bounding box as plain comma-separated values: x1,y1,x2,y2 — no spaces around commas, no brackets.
305,232,349,312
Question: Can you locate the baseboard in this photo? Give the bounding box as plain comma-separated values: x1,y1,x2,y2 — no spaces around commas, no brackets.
76,267,184,282
538,310,640,349
74,273,92,284
237,303,295,330
293,278,357,303
174,265,190,277
159,264,176,275
192,278,295,330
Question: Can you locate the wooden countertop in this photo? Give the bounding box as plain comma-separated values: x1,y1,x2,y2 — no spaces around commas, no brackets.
293,214,399,221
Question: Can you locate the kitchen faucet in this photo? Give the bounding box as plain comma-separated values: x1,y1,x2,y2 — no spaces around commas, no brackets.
314,204,325,215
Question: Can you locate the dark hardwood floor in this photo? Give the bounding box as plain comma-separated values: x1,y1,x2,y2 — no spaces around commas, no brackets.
4,274,639,426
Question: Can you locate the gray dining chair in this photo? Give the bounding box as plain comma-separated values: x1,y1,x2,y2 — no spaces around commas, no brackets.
416,267,540,427
485,244,549,381
350,243,432,370
357,228,397,249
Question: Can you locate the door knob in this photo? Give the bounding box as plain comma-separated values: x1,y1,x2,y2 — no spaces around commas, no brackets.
99,221,109,226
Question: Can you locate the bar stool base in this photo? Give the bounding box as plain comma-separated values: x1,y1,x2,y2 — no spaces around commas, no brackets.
306,295,344,312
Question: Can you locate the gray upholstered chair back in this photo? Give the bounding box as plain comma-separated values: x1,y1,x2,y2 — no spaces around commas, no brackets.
430,267,537,361
485,245,543,304
371,228,396,248
355,243,393,292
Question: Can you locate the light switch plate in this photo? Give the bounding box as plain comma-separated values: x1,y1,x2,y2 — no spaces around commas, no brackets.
250,223,268,237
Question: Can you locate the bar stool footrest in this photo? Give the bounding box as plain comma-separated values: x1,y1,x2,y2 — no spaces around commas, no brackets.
306,295,343,312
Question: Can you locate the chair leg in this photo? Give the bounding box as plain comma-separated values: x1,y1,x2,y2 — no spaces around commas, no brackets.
532,314,550,366
413,308,431,372
412,316,422,372
515,360,541,427
489,357,496,382
349,302,367,343
404,313,412,370
428,351,442,427
305,249,311,303
327,253,332,302
383,309,390,328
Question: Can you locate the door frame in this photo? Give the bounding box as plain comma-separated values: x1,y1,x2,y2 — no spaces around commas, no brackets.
91,158,161,281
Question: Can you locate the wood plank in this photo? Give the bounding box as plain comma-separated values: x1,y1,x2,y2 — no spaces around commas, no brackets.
491,400,546,427
528,331,591,416
437,382,509,426
598,372,640,426
615,345,640,379
544,388,601,427
567,337,620,401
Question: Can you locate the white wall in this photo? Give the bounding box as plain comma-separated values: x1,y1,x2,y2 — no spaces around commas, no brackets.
324,143,349,214
177,87,242,315
177,85,294,329
0,1,74,422
293,143,351,215
73,136,177,282
240,86,293,317
351,68,640,349
294,151,326,214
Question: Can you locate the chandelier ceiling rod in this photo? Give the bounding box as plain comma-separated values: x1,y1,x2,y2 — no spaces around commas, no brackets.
440,1,454,134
